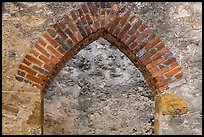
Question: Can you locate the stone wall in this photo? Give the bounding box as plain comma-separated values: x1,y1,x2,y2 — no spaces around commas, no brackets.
2,2,202,135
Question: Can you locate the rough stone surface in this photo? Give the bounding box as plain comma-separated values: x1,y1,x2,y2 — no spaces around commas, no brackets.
43,39,154,135
2,2,202,135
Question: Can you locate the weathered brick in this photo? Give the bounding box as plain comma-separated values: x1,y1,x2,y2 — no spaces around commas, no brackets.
138,24,146,32
70,10,77,20
32,65,49,76
57,46,66,55
30,48,40,57
47,45,63,59
156,78,171,87
74,31,83,42
170,62,179,69
15,76,24,82
126,31,140,46
163,57,176,66
159,85,169,92
149,66,158,74
100,10,105,28
145,37,161,51
51,56,60,64
155,75,165,81
86,14,93,25
64,28,79,44
108,16,120,33
19,64,36,75
121,34,130,43
165,67,182,78
64,15,77,33
119,11,131,28
129,42,138,50
148,33,156,41
175,72,184,79
39,55,53,66
146,57,164,69
128,19,142,35
48,28,57,37
25,55,43,66
76,20,88,38
17,70,26,77
78,9,87,25
141,58,152,66
26,74,44,85
37,73,47,81
108,4,118,21
39,37,47,47
66,39,74,47
117,23,131,39
100,2,105,8
152,47,169,60
22,58,31,66
55,37,70,50
155,42,165,50
87,3,97,21
152,67,169,77
163,51,173,60
81,4,89,13
58,21,66,30
35,44,50,58
84,25,92,35
54,24,68,40
43,64,53,73
136,29,152,44
43,33,58,48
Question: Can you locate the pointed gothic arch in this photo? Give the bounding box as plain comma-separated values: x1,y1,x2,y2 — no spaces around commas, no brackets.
14,2,187,134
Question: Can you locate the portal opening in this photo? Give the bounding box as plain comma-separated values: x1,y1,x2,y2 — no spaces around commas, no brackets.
43,38,154,135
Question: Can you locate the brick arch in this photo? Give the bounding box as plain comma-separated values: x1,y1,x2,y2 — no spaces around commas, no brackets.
16,2,184,96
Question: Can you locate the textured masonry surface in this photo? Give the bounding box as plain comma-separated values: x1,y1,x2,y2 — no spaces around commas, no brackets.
15,2,184,95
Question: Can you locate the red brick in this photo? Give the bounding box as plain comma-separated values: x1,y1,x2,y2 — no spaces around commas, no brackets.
55,37,70,50
48,28,57,37
148,33,156,41
146,57,164,69
35,44,50,58
75,32,83,42
128,19,142,35
78,9,87,25
108,16,120,33
121,34,130,43
159,85,169,92
163,57,176,66
43,33,58,48
19,64,36,75
43,64,53,73
51,56,60,64
17,70,26,77
149,66,158,74
86,13,93,25
58,21,66,30
64,15,77,33
81,4,89,13
47,46,63,59
165,67,182,78
155,75,164,81
108,4,118,21
70,10,77,20
157,78,171,87
100,10,106,28
39,55,53,66
129,42,138,50
37,73,47,81
138,24,146,32
141,58,152,66
64,28,79,44
175,72,184,79
120,11,131,28
152,67,169,77
126,31,140,46
76,20,88,38
118,23,131,39
30,49,40,57
66,39,74,47
22,58,31,66
26,74,44,85
33,65,49,75
152,47,169,60
87,3,98,21
25,55,43,66
39,38,47,47
155,42,165,51
57,46,66,55
145,37,161,51
113,27,121,36
54,24,68,40
170,62,179,69
84,25,92,35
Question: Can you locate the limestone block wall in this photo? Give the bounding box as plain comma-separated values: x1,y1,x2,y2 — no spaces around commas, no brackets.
2,2,202,135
